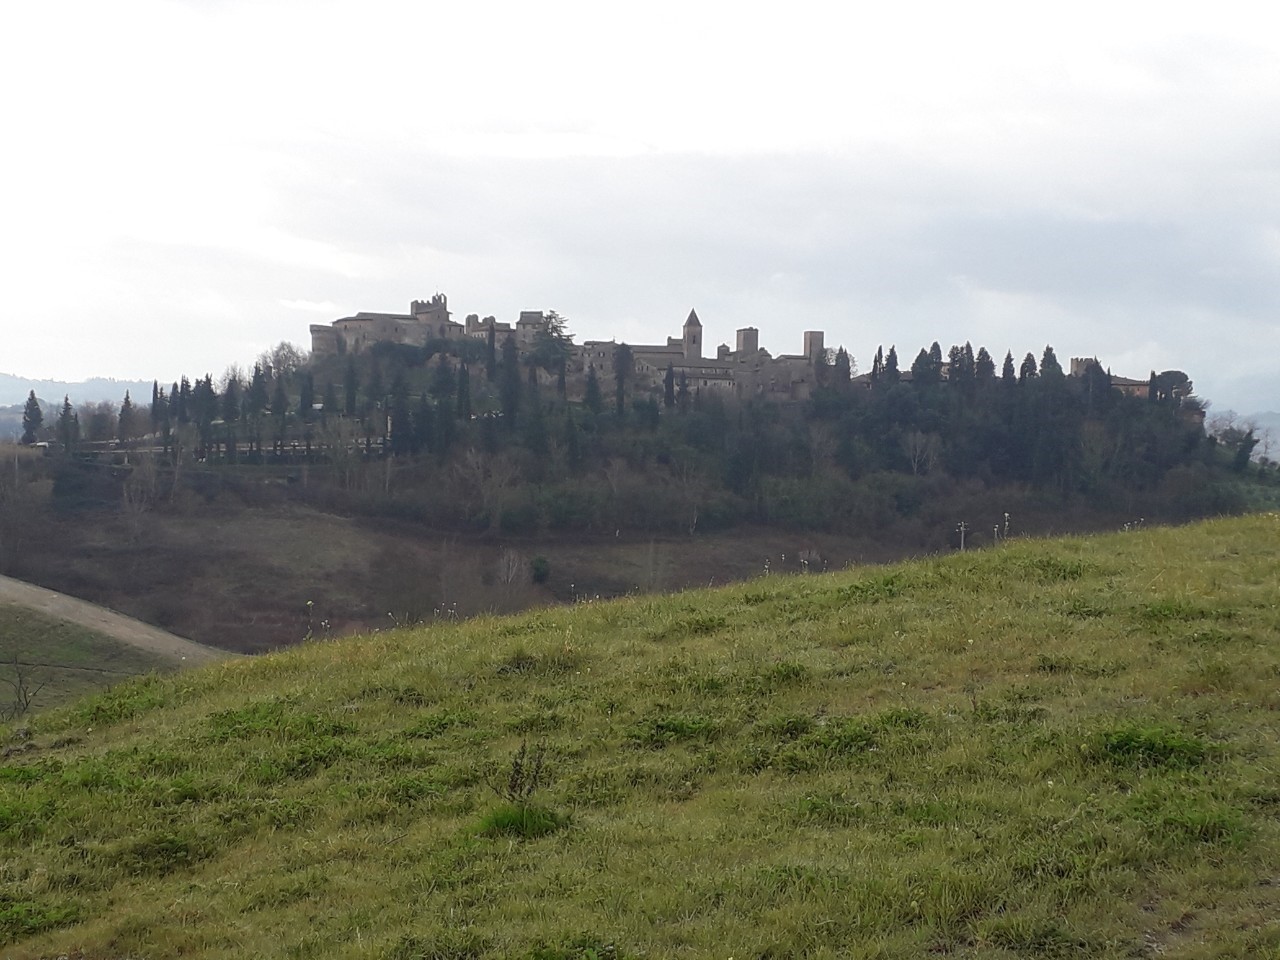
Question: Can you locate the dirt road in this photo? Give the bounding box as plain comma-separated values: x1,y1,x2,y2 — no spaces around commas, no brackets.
0,574,232,667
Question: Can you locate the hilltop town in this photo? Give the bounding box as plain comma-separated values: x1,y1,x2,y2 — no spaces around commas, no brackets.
311,293,835,403
309,292,1169,405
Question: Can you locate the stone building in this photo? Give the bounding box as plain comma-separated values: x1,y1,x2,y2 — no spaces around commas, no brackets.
310,294,463,357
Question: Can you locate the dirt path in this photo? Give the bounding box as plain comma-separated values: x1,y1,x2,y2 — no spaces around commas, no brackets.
0,574,232,667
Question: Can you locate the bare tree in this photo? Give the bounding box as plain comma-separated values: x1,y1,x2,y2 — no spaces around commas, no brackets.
454,449,521,534
496,548,529,591
903,431,940,476
2,653,48,721
121,453,159,542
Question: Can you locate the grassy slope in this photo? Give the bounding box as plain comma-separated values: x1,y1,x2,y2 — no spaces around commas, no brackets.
3,515,1280,959
0,605,179,716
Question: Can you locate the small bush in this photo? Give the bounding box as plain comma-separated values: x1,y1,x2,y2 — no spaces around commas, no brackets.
627,714,716,749
406,709,474,740
476,802,568,839
1092,724,1208,769
0,896,80,944
114,831,209,876
530,556,551,584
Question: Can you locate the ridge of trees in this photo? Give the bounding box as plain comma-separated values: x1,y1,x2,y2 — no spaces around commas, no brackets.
15,332,1275,537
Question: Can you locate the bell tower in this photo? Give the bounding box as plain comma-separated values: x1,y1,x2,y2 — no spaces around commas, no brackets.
683,308,702,360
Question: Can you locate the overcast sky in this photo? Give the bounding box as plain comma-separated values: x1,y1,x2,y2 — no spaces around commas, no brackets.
3,0,1277,411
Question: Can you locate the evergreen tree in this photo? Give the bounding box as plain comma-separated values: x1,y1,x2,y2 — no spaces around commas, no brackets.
871,345,884,385
456,363,472,421
884,346,900,384
193,375,217,451
500,335,521,429
343,358,359,417
150,380,164,433
299,371,315,423
584,364,603,415
118,391,137,441
975,346,996,383
246,363,269,419
389,373,413,455
433,396,456,457
21,391,43,444
1040,345,1064,380
323,382,339,419
221,379,241,424
677,371,690,412
664,364,676,408
613,342,633,418
176,377,191,424
55,395,78,450
562,409,583,474
523,372,547,455
1001,350,1017,383
485,322,497,381
1019,352,1038,383
272,378,289,449
530,310,574,385
221,379,240,460
412,393,434,454
430,353,456,400
911,348,940,386
365,359,384,415
833,347,852,389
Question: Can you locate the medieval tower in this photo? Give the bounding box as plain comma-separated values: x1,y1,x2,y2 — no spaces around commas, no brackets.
683,309,702,360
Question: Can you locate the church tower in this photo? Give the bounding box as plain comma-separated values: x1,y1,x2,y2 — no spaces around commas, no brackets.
683,309,702,360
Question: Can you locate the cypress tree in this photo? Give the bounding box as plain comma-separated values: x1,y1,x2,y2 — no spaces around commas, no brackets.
485,322,497,381
584,364,603,415
833,347,851,389
456,363,472,421
430,353,456,400
56,395,77,450
613,342,633,418
1019,353,1038,383
975,347,996,383
664,364,676,408
884,346,900,384
500,335,521,429
176,377,191,424
272,378,289,449
1040,345,1064,380
21,391,42,444
1002,351,1017,383
343,359,359,417
388,373,412,455
118,391,136,441
299,371,315,423
412,393,434,455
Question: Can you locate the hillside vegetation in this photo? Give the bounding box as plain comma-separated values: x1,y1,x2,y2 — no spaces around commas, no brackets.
3,515,1279,958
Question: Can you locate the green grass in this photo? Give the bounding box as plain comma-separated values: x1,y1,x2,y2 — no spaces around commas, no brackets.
3,514,1280,958
0,605,179,717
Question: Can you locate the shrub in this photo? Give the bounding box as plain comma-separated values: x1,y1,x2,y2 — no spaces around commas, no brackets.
530,555,551,584
1091,724,1208,769
475,802,568,839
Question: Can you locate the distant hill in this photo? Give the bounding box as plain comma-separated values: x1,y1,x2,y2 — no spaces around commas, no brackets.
3,515,1279,957
0,372,153,408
